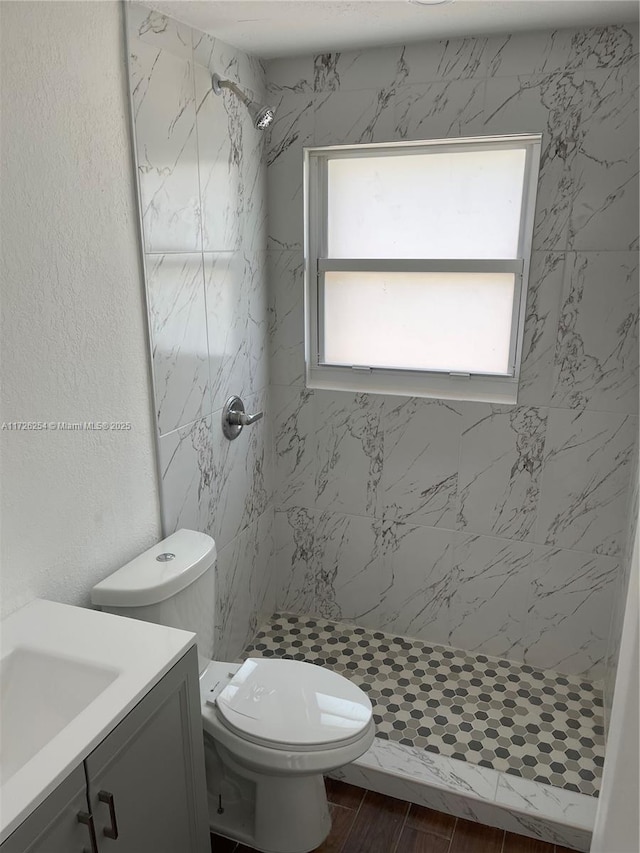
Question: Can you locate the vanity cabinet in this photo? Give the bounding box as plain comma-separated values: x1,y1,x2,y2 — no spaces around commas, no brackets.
2,646,209,853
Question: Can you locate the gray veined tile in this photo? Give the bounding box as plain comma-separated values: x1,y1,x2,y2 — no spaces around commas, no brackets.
448,534,534,659
457,405,548,542
203,250,250,413
518,252,566,408
129,37,201,253
312,45,406,93
266,54,315,95
536,408,636,555
483,73,585,251
550,252,639,415
381,398,463,529
315,390,384,517
274,507,318,614
523,546,618,679
208,388,271,551
315,512,384,627
126,5,193,61
192,31,266,101
394,79,485,140
268,250,306,388
195,63,242,253
313,88,398,146
486,25,638,79
570,64,639,251
158,416,213,536
401,36,491,84
146,253,210,436
379,521,454,645
266,93,315,251
272,386,316,510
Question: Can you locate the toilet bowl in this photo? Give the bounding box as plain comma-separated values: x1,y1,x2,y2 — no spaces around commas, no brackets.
91,529,374,853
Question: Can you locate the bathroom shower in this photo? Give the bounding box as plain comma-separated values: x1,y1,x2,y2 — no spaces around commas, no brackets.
211,73,275,130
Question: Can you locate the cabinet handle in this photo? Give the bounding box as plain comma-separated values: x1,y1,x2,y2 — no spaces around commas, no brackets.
77,811,99,853
98,790,119,840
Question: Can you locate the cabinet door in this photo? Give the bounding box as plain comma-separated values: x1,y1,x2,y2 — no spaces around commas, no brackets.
1,765,90,853
85,646,209,853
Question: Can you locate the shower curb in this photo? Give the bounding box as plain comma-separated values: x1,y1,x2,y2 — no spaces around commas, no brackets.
329,736,593,852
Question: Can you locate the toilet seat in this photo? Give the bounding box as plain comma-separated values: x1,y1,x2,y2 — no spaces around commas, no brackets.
200,657,373,752
214,658,372,750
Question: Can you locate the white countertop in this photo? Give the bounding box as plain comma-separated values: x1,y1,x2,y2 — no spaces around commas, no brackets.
0,599,196,843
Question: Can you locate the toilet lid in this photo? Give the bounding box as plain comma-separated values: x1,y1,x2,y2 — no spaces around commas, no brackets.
214,658,372,748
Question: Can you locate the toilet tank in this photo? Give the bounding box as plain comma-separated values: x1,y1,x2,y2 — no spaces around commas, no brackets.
91,529,215,674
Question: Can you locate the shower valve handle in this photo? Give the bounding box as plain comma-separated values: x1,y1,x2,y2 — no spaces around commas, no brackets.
228,409,263,427
222,395,263,440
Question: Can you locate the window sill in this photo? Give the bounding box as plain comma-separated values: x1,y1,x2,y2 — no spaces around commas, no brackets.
306,366,519,404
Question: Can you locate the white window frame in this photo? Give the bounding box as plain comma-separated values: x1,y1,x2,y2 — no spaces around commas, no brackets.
303,134,542,404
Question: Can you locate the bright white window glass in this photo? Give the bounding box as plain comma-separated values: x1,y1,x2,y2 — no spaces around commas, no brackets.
323,271,516,374
327,149,527,260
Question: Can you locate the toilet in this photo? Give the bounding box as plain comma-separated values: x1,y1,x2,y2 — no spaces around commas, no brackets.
91,529,375,853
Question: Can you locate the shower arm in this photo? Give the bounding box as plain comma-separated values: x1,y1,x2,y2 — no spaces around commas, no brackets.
212,76,251,107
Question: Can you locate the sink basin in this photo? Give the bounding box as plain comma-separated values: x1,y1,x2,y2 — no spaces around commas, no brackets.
1,599,195,844
0,647,118,782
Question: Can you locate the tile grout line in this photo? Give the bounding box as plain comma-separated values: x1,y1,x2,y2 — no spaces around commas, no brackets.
390,800,411,853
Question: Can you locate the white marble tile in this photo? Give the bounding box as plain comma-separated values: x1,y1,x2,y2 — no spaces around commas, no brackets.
274,507,318,614
314,88,397,146
194,64,241,253
495,773,595,829
381,398,462,529
216,505,275,661
487,25,638,79
469,801,592,851
457,405,548,542
268,250,306,387
448,534,534,659
315,391,384,517
483,73,583,251
204,251,269,414
518,252,566,408
158,416,213,535
313,46,405,93
267,54,314,94
550,252,639,414
402,36,491,83
570,64,639,251
379,522,454,644
315,512,384,627
523,546,618,678
353,737,499,800
536,409,636,555
272,386,316,510
129,37,201,252
192,31,266,101
208,387,272,551
394,79,485,140
146,253,209,435
266,94,315,251
127,4,193,60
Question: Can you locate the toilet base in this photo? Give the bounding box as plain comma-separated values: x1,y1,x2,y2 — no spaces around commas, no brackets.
205,734,332,853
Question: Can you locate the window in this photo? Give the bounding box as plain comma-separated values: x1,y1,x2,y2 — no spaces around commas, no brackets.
304,134,542,403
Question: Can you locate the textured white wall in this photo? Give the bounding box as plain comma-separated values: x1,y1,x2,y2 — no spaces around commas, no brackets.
0,1,161,617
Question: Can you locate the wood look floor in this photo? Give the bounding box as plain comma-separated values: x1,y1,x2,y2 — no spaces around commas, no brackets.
210,780,577,853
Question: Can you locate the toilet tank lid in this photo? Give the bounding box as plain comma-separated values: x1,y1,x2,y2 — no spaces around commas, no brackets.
91,529,216,608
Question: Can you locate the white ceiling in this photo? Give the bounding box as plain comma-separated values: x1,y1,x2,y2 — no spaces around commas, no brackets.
143,0,639,59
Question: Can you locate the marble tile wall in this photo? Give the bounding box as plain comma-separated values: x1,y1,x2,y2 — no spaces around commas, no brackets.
126,5,274,659
266,24,639,681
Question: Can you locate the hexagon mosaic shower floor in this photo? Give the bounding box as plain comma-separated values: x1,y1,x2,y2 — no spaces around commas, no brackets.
241,613,604,798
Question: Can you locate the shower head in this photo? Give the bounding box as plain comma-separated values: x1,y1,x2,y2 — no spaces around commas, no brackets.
212,73,275,131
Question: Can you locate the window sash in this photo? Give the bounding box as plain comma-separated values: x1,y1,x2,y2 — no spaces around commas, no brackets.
316,267,524,377
304,134,542,400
